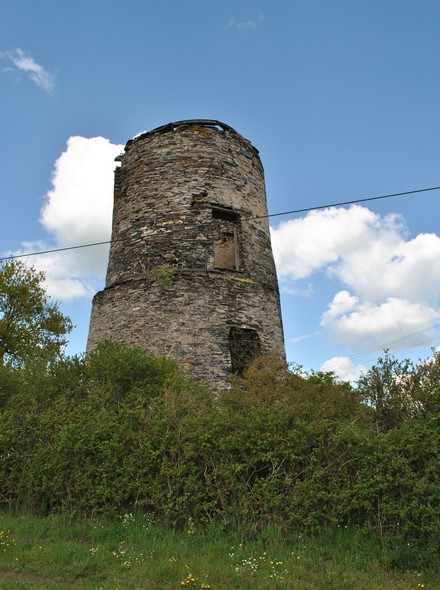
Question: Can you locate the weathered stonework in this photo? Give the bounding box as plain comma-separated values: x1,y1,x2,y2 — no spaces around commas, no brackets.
87,120,285,388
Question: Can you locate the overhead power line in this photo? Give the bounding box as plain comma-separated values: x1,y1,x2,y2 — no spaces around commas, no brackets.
321,324,440,375
1,184,439,261
0,241,112,261
247,185,440,220
336,324,440,363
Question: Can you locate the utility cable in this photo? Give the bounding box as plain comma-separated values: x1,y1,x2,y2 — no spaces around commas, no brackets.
331,324,440,364
0,241,112,261
319,325,440,376
246,185,440,220
1,184,439,261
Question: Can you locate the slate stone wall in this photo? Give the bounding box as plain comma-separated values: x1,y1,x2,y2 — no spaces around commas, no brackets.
87,120,285,388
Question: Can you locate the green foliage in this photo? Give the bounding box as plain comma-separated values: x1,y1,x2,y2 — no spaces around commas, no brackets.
0,344,438,557
357,349,440,430
0,260,72,366
149,263,176,284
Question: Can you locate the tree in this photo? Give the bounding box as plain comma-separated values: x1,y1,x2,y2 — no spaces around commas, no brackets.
411,349,440,420
356,350,440,432
357,352,407,432
0,259,72,365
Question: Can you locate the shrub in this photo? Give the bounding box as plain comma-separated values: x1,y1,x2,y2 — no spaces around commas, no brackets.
0,345,438,546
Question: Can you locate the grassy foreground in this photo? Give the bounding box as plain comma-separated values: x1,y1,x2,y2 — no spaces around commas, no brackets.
0,513,437,590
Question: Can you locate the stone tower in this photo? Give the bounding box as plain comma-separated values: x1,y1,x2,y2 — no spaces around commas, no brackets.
87,120,285,388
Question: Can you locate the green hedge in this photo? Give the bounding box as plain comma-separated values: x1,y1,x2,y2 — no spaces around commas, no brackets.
0,343,438,543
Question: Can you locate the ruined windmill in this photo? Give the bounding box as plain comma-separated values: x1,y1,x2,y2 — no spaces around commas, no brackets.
87,120,285,388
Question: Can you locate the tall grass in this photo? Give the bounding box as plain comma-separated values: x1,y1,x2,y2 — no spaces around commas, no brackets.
0,513,437,589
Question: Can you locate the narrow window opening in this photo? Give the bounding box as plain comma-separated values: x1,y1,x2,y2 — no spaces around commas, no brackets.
212,208,240,270
229,327,261,376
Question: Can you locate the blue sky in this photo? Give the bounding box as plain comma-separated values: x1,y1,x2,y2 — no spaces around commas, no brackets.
1,0,439,380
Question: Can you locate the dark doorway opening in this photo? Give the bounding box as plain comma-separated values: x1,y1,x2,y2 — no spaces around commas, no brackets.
229,327,261,376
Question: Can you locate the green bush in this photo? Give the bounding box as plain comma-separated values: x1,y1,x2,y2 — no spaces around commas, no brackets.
0,344,438,549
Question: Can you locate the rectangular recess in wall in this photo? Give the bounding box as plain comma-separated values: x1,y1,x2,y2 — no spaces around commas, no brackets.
212,208,240,270
212,208,239,223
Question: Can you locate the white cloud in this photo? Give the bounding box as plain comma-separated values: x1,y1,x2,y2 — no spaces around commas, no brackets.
320,356,366,383
229,14,264,30
1,48,55,93
271,206,405,280
12,241,94,301
290,331,319,344
282,281,314,297
41,136,122,249
322,292,439,345
331,231,440,305
271,205,440,350
13,136,123,300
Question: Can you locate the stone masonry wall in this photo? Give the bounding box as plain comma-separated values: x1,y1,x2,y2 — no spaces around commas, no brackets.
87,120,285,388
